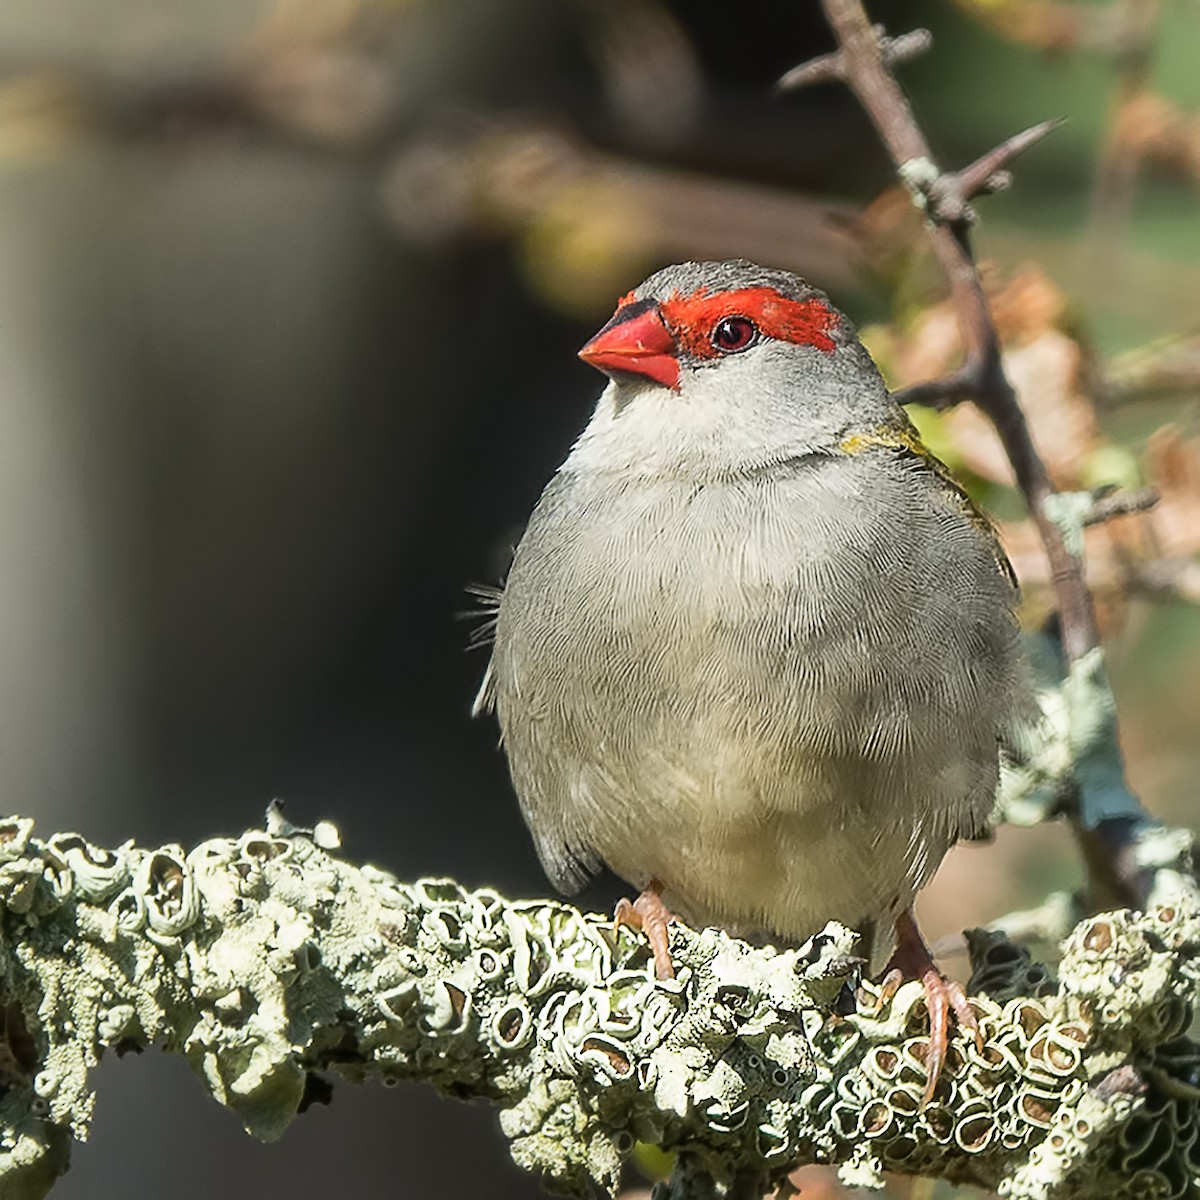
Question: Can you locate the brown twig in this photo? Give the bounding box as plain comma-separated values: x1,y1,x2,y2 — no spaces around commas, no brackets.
950,117,1066,207
1082,485,1159,526
774,26,931,91
802,0,1102,663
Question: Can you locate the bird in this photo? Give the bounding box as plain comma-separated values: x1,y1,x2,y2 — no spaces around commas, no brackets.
475,259,1027,1103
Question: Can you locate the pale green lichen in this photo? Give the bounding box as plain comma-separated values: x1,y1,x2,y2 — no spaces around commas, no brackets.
1041,492,1096,561
1001,494,1149,837
897,157,940,209
0,815,1198,1199
998,634,1147,831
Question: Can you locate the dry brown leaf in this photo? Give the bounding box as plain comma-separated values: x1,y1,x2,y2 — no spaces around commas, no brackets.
878,263,1200,619
1144,428,1200,560
987,265,1070,345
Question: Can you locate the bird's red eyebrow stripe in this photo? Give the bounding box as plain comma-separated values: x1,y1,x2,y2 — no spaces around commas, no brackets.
619,286,838,357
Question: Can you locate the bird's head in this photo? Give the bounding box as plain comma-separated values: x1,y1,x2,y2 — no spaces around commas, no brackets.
571,260,894,478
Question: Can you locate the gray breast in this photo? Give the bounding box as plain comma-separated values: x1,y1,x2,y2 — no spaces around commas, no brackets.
490,450,1023,938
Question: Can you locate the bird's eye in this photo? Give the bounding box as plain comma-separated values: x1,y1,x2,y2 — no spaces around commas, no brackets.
711,316,758,353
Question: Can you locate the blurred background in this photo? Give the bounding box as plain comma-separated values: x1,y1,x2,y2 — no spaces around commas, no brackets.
0,0,1197,1196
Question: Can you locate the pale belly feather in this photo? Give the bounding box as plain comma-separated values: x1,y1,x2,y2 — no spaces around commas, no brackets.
493,453,1016,942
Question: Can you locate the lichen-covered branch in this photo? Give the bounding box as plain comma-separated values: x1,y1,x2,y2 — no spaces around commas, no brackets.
0,812,1198,1200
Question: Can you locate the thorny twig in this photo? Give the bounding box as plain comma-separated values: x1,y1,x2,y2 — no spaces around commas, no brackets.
780,0,1157,908
950,117,1067,210
773,26,931,91
784,0,1101,660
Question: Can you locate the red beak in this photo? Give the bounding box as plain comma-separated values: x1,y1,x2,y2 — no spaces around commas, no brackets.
578,302,680,390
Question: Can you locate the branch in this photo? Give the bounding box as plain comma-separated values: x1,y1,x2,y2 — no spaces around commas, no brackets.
0,815,1198,1199
1080,485,1159,526
774,26,931,91
1105,334,1200,404
950,118,1067,210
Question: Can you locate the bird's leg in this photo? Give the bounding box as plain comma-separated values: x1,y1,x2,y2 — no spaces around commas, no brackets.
614,879,676,980
880,908,982,1107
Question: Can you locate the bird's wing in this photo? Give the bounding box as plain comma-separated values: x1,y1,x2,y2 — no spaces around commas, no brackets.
839,417,1018,588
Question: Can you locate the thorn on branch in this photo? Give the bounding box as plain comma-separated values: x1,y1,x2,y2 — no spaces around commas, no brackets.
774,26,931,92
895,365,980,411
912,118,1067,227
953,117,1067,202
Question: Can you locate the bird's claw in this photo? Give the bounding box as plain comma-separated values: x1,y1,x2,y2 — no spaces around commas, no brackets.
614,880,676,980
884,909,982,1107
915,969,981,1107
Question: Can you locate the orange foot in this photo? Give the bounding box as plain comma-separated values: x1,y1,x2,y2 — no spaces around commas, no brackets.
880,909,982,1107
614,879,676,980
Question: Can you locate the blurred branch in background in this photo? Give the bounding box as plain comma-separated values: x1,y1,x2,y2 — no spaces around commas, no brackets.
950,0,1161,55
381,122,861,314
0,2,864,314
1108,335,1200,406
